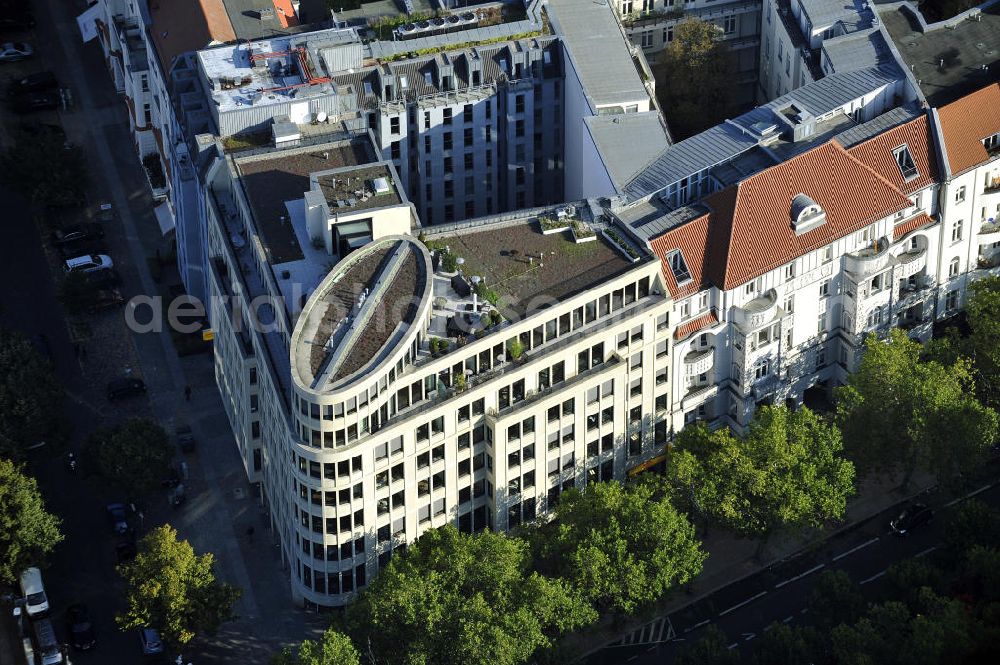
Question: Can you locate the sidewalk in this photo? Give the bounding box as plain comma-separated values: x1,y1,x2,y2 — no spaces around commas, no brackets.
567,468,936,659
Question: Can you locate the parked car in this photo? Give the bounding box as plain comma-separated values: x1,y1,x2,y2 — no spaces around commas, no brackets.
890,502,933,536
139,627,164,655
10,70,57,94
89,288,125,313
0,15,36,32
19,567,50,618
64,254,113,274
51,223,104,247
176,424,196,452
85,267,122,289
115,539,137,563
11,90,59,113
58,241,107,261
106,377,146,401
66,604,96,650
0,42,32,62
161,466,181,488
30,617,64,665
106,502,129,535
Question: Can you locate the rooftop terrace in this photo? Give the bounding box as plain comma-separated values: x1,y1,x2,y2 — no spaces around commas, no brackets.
235,138,374,264
880,2,1000,106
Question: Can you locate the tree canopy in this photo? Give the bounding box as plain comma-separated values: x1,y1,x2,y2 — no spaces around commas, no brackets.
836,330,998,485
273,628,360,665
346,525,596,665
58,271,101,316
530,478,706,614
0,129,88,208
963,276,1000,411
86,418,173,495
667,405,855,541
0,327,65,459
117,525,241,648
0,459,62,584
654,19,739,139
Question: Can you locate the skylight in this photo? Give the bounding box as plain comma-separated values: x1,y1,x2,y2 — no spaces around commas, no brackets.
667,250,692,284
893,145,919,181
399,75,408,89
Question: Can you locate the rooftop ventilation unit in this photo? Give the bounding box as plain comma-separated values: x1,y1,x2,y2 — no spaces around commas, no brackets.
371,177,391,194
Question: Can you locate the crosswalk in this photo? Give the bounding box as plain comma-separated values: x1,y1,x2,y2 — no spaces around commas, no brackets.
609,616,675,647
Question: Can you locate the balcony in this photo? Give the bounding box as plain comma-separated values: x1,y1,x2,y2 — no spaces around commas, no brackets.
895,247,927,279
984,178,1000,195
733,289,779,331
979,219,1000,242
682,382,717,408
845,237,892,277
683,347,715,375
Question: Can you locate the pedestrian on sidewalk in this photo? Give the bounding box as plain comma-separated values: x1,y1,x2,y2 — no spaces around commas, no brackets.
184,384,192,401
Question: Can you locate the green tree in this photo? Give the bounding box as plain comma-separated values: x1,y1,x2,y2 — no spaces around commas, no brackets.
86,418,173,495
945,500,1000,554
674,625,740,665
0,327,65,459
0,459,62,583
836,330,998,486
883,558,944,608
346,525,595,665
963,545,1000,603
964,276,1000,410
807,570,867,629
0,129,88,207
58,271,101,316
273,628,360,665
668,405,855,548
117,525,241,648
752,623,817,665
653,19,739,139
531,479,705,614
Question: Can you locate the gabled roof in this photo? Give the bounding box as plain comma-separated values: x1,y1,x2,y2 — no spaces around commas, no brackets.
650,139,914,297
149,0,235,74
847,115,939,196
937,83,1000,176
892,213,935,241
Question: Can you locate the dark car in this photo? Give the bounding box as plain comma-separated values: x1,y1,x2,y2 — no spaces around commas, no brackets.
57,240,108,261
85,267,122,289
0,15,36,32
107,377,146,401
51,223,104,247
66,604,96,650
890,502,933,536
176,425,196,452
10,70,57,94
88,288,125,313
115,539,137,563
17,121,65,141
106,502,128,534
140,627,164,655
12,90,59,113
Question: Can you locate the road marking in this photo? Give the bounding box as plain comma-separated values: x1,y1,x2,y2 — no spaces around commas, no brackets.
647,646,656,652
728,643,739,650
833,537,880,561
944,481,997,508
915,545,939,558
783,615,794,623
742,633,756,641
627,656,638,662
764,624,775,632
860,570,887,585
685,619,710,632
774,563,826,588
719,591,768,616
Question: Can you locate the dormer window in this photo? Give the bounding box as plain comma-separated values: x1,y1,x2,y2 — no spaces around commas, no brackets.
790,193,826,234
893,145,919,181
985,133,1000,153
399,75,409,89
423,70,433,85
666,250,692,284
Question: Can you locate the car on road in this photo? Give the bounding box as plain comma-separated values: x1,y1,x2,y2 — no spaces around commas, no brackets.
12,90,60,113
64,254,113,274
0,41,32,62
85,267,122,289
51,223,105,247
890,502,933,536
140,627,164,655
106,502,129,535
66,604,96,650
106,377,146,400
19,567,50,618
10,70,57,94
176,424,196,452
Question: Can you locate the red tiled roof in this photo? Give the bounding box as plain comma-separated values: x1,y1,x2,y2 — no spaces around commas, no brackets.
149,0,236,74
651,139,913,296
892,212,935,240
848,116,939,196
674,311,719,341
937,83,1000,176
273,0,300,27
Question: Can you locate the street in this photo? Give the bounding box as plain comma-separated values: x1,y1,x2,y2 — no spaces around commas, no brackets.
0,0,325,661
584,479,1000,665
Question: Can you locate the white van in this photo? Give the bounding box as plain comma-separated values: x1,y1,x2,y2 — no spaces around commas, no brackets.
31,618,65,665
19,567,50,618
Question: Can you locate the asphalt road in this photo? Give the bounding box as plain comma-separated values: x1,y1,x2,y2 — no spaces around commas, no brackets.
585,479,1000,665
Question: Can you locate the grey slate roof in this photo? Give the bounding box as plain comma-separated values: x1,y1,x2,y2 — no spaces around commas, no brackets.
821,29,891,73
584,112,671,189
799,0,869,29
617,200,710,241
623,66,904,201
546,0,648,107
831,104,922,147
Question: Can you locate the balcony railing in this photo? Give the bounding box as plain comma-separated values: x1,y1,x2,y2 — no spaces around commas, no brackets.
683,346,714,375
980,219,1000,236
845,237,891,277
